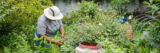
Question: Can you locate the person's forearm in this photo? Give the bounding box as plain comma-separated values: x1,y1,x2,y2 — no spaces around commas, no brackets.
39,34,57,44
60,26,66,40
60,26,64,35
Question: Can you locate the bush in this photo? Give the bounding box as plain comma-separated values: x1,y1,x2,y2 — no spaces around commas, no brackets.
130,19,160,52
63,0,99,23
0,0,13,34
0,0,54,53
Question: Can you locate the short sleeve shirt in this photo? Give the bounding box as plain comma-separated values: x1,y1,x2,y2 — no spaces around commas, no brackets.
37,14,63,37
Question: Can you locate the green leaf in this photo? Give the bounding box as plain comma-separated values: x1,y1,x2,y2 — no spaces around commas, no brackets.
4,47,10,53
155,0,160,2
144,1,150,6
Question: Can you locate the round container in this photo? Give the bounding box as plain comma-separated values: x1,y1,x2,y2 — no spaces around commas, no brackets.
75,42,104,53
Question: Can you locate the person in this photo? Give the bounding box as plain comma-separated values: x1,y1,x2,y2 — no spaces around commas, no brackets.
33,6,66,48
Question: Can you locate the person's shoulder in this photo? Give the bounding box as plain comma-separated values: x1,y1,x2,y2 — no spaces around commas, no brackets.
38,14,47,21
57,19,62,22
58,19,62,21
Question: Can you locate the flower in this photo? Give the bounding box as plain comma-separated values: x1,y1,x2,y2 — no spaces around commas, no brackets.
98,22,102,26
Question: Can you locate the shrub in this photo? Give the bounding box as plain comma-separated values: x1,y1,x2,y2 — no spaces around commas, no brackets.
0,0,54,52
0,0,53,34
0,0,13,34
64,0,99,23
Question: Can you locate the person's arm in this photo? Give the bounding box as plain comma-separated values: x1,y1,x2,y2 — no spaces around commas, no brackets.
60,26,66,40
39,34,62,45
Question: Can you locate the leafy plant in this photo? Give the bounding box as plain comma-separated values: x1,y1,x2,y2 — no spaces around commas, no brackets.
144,0,160,18
74,23,105,42
64,0,99,23
111,0,129,14
78,0,98,18
131,18,160,52
0,0,56,53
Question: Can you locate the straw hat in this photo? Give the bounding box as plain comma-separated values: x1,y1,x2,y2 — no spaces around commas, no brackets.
44,6,63,20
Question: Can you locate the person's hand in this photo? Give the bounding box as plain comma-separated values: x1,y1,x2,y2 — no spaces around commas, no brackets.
61,35,66,40
56,40,63,46
51,40,63,46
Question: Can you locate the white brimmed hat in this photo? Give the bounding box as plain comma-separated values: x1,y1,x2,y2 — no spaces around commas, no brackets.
44,6,63,20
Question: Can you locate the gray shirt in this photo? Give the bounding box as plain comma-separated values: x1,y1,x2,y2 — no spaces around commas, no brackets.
37,14,63,37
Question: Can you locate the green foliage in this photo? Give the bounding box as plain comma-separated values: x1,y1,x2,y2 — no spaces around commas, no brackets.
154,0,160,2
111,0,129,14
0,0,53,35
61,1,128,53
0,0,55,53
131,19,160,52
61,1,160,52
33,36,60,53
1,31,33,53
144,0,160,17
61,1,159,53
149,20,160,44
64,0,99,23
0,0,159,53
0,0,12,22
0,0,13,34
97,37,130,53
78,1,98,18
